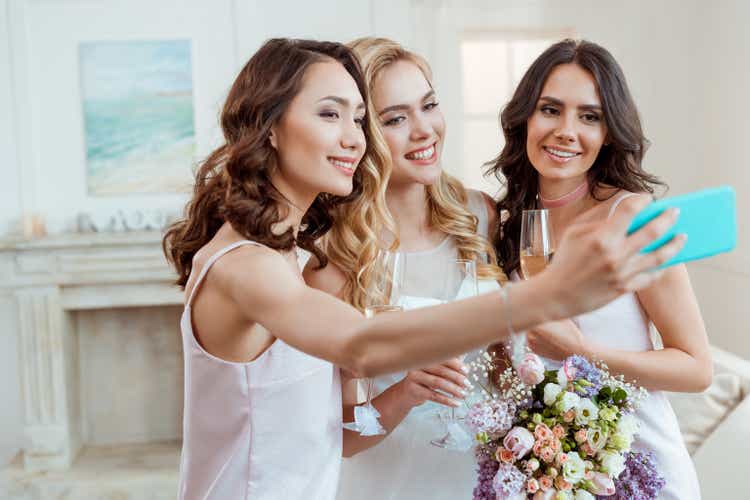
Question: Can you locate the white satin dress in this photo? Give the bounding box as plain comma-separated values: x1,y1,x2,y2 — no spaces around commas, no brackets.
177,240,343,500
335,190,500,500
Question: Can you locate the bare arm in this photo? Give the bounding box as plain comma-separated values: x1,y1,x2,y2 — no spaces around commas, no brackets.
585,264,712,392
529,196,712,392
224,198,683,377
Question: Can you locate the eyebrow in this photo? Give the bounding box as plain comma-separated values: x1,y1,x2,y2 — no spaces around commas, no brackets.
378,90,436,115
539,95,602,112
318,95,366,110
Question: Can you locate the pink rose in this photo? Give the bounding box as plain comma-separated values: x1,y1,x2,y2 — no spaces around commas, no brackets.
503,426,535,459
534,423,554,441
552,424,566,439
581,442,595,457
555,452,568,467
563,409,576,422
555,475,572,491
575,429,588,443
538,475,553,491
589,471,616,496
540,446,555,463
550,438,562,453
533,441,543,456
533,490,556,500
495,447,515,464
526,478,540,493
517,352,545,386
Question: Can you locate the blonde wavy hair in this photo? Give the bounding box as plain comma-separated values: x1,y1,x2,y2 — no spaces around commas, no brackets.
336,37,506,305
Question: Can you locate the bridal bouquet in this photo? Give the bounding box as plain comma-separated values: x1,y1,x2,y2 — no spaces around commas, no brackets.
465,350,665,500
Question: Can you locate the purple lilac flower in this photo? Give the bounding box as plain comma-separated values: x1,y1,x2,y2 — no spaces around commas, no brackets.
473,446,499,500
603,451,665,500
466,400,516,438
492,462,526,499
567,354,603,397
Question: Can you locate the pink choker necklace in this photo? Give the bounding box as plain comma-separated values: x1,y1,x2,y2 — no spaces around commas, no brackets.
540,180,589,208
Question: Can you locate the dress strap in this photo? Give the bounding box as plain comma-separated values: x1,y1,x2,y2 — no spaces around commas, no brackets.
607,192,642,219
185,240,266,307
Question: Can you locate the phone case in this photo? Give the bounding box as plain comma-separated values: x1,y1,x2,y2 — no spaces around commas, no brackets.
626,186,737,268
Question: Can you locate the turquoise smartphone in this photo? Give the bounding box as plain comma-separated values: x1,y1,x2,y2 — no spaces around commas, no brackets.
626,186,737,268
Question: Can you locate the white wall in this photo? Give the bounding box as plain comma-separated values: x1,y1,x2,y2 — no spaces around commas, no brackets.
688,1,750,358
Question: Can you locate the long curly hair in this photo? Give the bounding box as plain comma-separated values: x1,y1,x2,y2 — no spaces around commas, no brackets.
163,38,384,288
343,37,506,309
485,39,666,276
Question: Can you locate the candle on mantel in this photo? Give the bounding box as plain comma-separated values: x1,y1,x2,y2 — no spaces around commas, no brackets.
22,213,47,239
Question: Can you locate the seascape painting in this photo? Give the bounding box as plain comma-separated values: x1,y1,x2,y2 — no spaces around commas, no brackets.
79,40,195,195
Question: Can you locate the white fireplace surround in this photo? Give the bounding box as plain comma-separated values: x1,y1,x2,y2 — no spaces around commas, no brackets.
0,231,182,473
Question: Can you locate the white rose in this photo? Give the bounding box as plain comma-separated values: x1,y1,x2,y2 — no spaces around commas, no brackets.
616,413,640,439
575,398,599,426
557,391,581,413
562,451,586,485
586,426,609,452
597,450,627,478
543,382,563,406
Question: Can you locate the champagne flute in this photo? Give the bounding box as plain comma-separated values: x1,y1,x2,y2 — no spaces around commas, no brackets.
343,250,404,436
429,259,477,451
520,209,555,279
512,209,556,363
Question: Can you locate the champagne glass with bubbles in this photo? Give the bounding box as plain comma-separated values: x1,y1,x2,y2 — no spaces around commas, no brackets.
512,209,556,363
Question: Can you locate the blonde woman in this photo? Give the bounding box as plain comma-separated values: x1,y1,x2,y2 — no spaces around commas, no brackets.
305,37,506,500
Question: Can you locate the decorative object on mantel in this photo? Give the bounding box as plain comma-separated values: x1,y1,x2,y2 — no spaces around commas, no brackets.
21,213,47,239
77,209,179,233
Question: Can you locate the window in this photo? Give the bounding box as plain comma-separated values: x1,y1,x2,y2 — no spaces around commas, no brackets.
459,32,574,195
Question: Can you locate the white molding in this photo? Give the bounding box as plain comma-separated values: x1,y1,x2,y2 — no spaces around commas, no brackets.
3,231,180,472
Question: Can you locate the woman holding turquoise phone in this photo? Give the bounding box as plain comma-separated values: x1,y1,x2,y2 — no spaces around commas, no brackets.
488,39,709,499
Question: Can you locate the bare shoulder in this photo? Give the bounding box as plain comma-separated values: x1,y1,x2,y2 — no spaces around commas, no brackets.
303,255,348,299
579,189,651,224
210,244,305,314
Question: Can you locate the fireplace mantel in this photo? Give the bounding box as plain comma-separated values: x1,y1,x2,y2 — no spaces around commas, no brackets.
0,231,183,473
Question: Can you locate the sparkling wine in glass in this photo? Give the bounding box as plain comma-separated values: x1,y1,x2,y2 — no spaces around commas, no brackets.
520,209,555,279
513,209,556,363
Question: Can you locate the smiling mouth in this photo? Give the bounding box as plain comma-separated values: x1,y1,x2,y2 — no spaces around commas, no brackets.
328,157,356,175
543,146,581,160
405,143,436,161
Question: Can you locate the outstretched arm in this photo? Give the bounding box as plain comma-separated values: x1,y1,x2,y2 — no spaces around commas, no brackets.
224,198,683,377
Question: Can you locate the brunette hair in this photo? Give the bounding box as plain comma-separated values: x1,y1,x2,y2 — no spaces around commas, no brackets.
163,38,380,287
485,39,666,276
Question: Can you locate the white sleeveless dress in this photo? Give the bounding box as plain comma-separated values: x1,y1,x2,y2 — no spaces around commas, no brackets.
538,193,701,500
335,190,501,500
178,240,343,500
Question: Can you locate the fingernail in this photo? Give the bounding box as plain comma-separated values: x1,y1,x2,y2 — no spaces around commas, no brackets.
461,365,469,374
460,388,467,396
464,378,472,388
671,208,680,218
451,399,461,407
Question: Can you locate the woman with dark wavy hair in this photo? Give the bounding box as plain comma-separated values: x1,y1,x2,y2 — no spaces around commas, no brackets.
487,39,707,498
162,38,683,500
